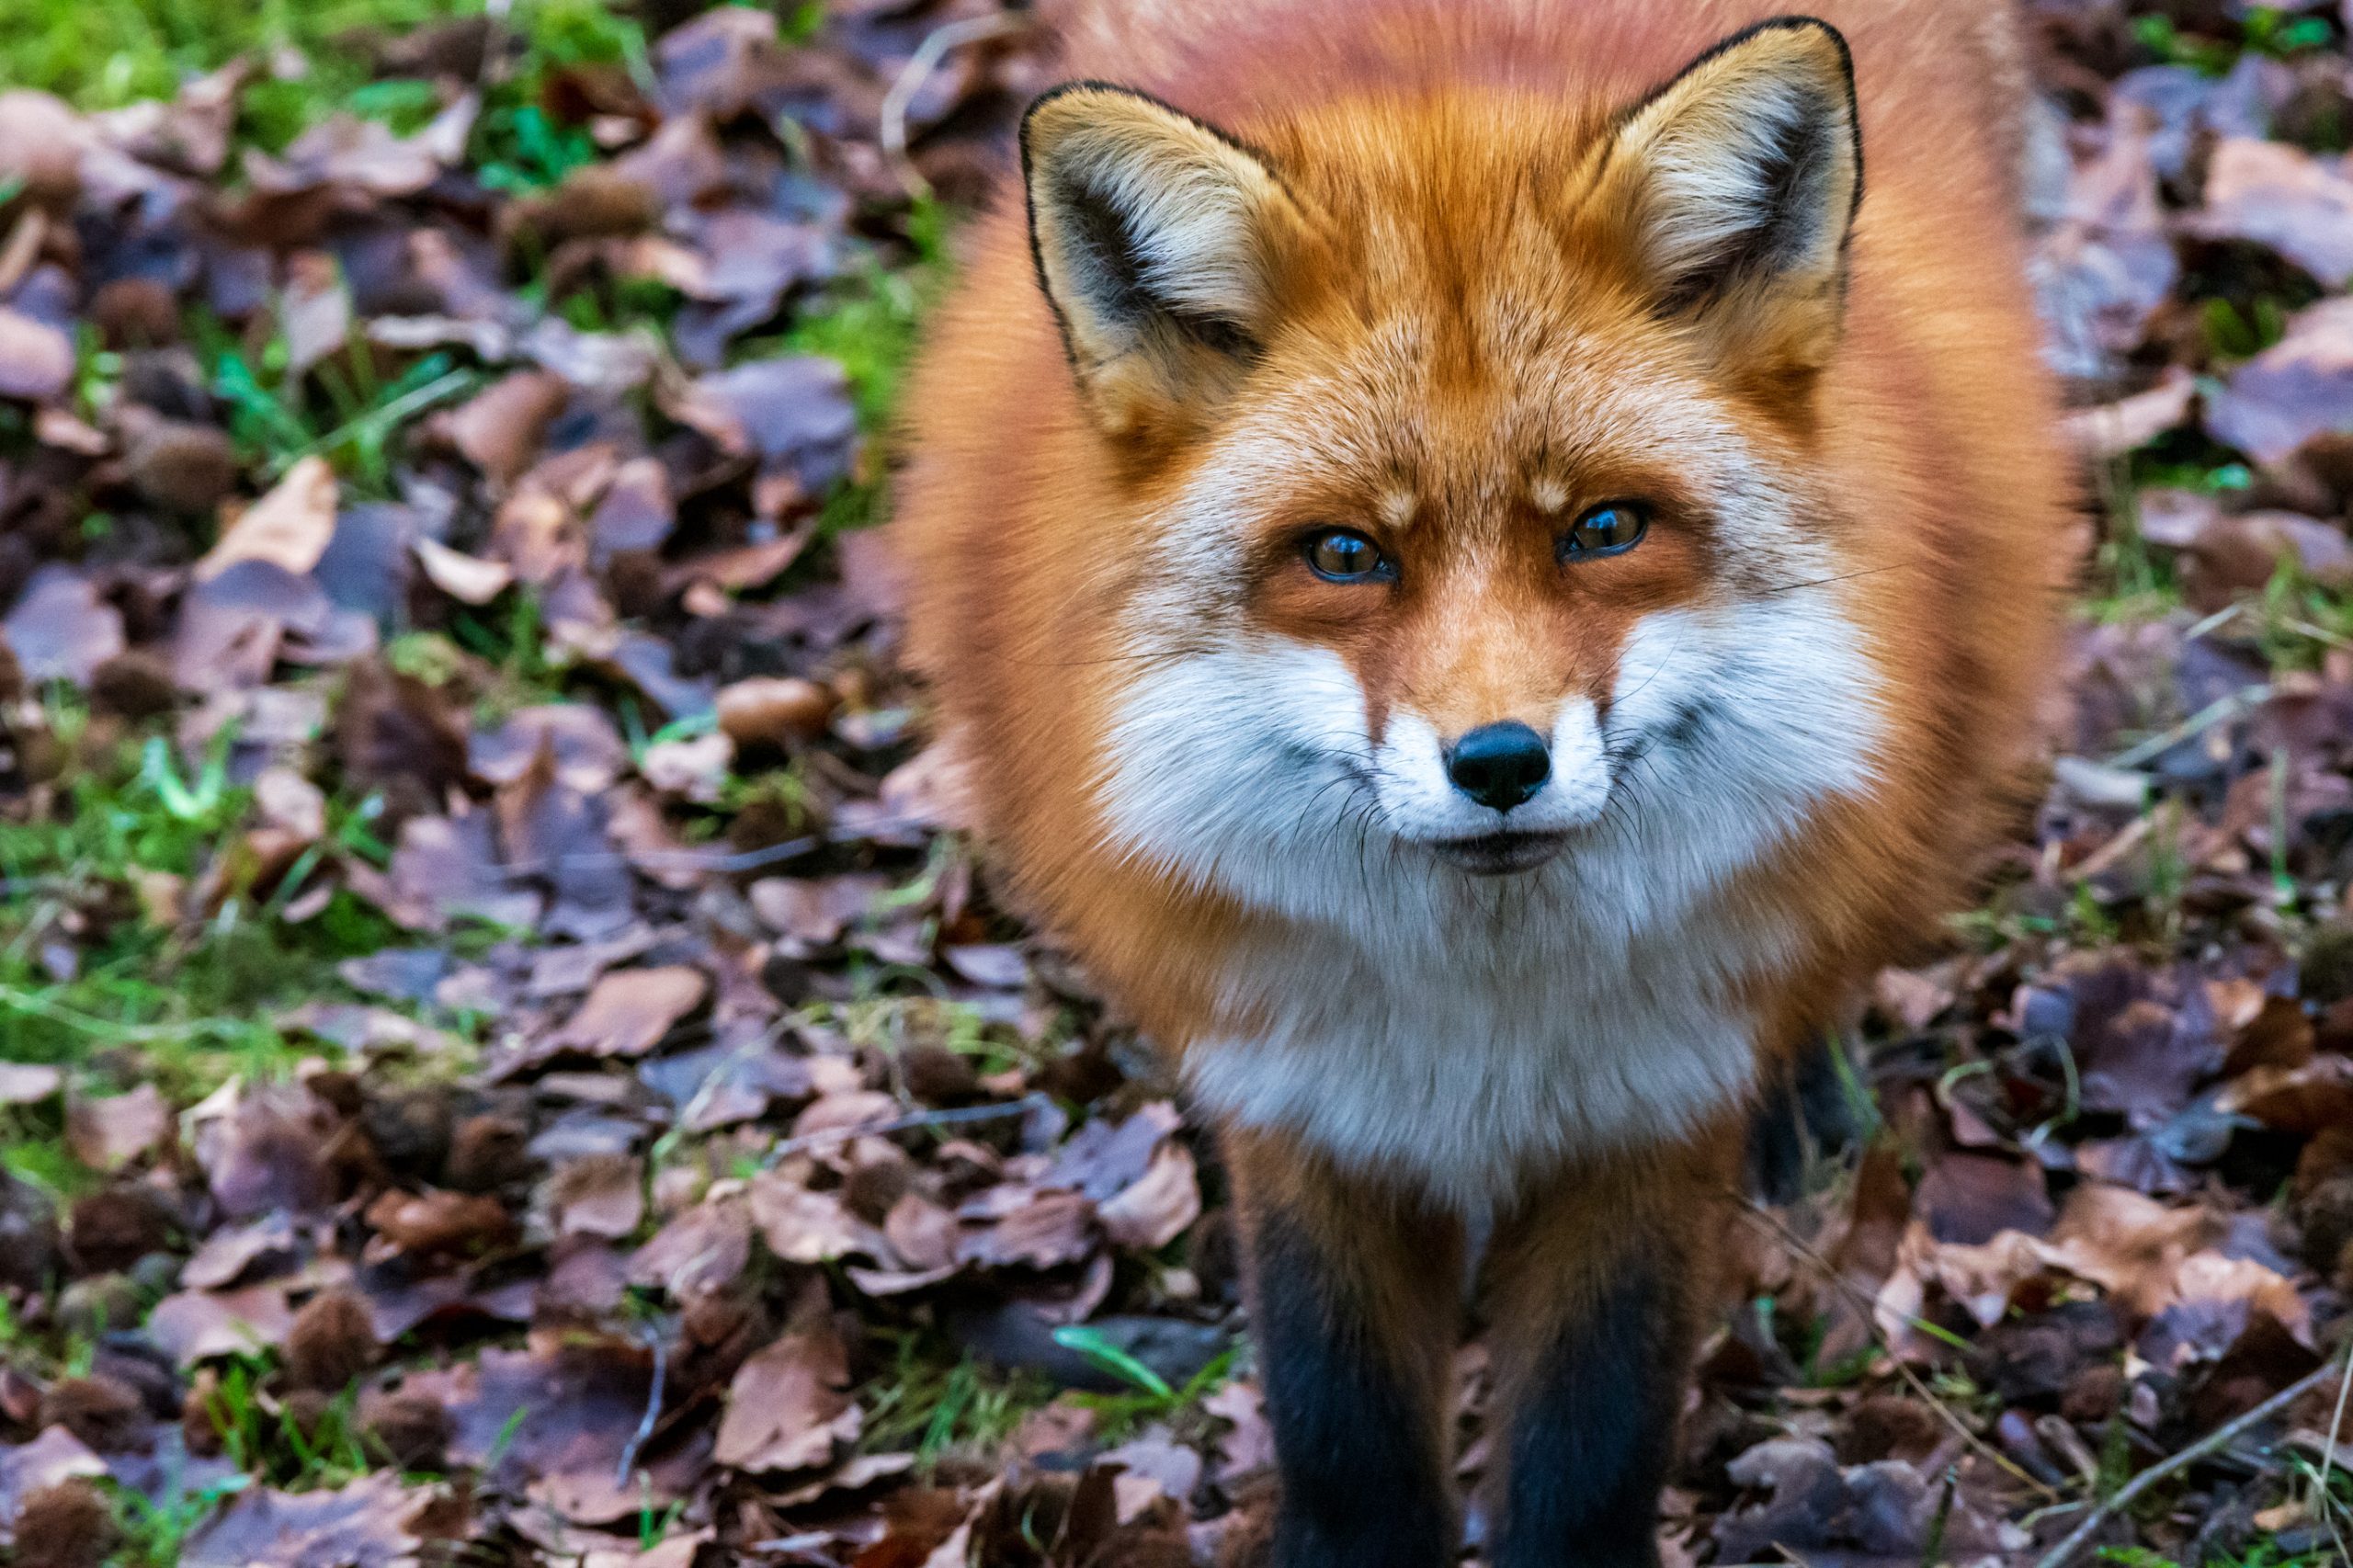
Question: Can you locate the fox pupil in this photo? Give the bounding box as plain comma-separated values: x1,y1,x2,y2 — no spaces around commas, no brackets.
1307,529,1386,581
1563,503,1649,560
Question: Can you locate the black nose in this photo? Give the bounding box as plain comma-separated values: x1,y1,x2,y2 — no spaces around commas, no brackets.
1445,721,1551,812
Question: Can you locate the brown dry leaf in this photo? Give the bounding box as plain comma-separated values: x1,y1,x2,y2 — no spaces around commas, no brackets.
959,1190,1098,1271
256,765,327,840
364,1188,516,1263
0,308,73,401
0,1426,105,1545
493,740,636,942
3,568,126,687
546,966,708,1058
547,1153,645,1240
0,91,89,208
665,355,858,509
2181,510,2353,609
190,1080,335,1221
2191,137,2353,286
180,1471,428,1568
2170,1250,2313,1346
628,1191,753,1299
449,369,569,488
407,1340,697,1524
147,1284,297,1366
1050,1103,1184,1200
749,875,886,946
2220,1053,2353,1133
2064,367,2196,460
279,251,352,378
712,1321,859,1473
1915,1151,2053,1245
748,1172,873,1265
197,455,337,582
1203,1381,1274,1483
2207,295,2353,467
411,536,514,605
384,812,540,931
471,704,631,790
0,1065,62,1107
63,1085,171,1172
638,729,733,801
1097,1142,1201,1254
587,455,675,562
178,1213,299,1291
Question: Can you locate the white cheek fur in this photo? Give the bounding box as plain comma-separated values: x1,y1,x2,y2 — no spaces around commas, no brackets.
1097,596,1885,1208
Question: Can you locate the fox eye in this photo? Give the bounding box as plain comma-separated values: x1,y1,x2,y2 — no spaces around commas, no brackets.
1559,502,1650,561
1305,528,1392,583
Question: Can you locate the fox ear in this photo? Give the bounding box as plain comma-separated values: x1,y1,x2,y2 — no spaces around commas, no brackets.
1600,17,1862,368
1022,84,1302,436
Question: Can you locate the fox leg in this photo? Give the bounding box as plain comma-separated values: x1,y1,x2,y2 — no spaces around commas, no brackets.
1226,1127,1465,1568
1478,1133,1736,1568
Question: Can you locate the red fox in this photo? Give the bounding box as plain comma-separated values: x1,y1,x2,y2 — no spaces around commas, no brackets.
898,1,2068,1562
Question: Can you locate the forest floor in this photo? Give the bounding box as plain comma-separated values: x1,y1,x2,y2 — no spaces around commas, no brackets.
0,1,2351,1564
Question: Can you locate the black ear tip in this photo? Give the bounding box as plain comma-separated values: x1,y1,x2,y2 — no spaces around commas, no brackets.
1770,15,1859,96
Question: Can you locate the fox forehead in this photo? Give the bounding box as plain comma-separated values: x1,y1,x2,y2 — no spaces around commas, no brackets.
1241,317,1757,517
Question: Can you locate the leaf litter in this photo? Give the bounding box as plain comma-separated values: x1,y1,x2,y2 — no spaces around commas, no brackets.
2,0,2353,1564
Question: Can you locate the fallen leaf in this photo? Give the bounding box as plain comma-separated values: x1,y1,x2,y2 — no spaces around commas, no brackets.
0,309,73,400
0,1065,62,1107
713,1322,859,1473
3,568,126,687
1097,1142,1201,1254
545,966,709,1058
197,455,338,582
2208,296,2353,467
63,1085,171,1172
0,1426,105,1545
147,1285,297,1366
2191,137,2353,286
180,1471,427,1568
546,1153,645,1240
412,537,514,605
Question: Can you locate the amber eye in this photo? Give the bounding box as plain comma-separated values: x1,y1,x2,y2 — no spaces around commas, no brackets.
1559,502,1650,561
1305,528,1392,583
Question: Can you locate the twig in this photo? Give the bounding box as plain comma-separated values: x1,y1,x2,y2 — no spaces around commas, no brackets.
2029,1358,2342,1568
1735,1199,2059,1499
880,13,1029,199
762,1094,1050,1167
613,1327,669,1490
2105,685,2272,771
2313,1334,2353,1535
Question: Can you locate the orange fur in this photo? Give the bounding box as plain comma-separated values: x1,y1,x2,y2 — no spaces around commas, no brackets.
896,3,2068,1552
902,0,2064,1056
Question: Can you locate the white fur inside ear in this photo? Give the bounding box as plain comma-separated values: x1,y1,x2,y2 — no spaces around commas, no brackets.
1043,122,1279,327
1618,29,1859,294
1026,92,1289,371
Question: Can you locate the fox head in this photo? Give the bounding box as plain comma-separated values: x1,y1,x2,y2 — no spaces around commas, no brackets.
1019,18,1890,907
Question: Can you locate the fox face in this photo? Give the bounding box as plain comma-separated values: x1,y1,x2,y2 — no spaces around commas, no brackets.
1024,23,1888,922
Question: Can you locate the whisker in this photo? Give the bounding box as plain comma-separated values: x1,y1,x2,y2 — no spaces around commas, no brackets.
1749,562,1906,598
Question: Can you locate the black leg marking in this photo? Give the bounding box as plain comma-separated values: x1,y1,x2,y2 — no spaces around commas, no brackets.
1745,1063,1805,1205
1747,1036,1864,1204
1252,1215,1453,1568
1493,1263,1678,1568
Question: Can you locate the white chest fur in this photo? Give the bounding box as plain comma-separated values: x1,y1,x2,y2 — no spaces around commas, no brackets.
1099,600,1884,1210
